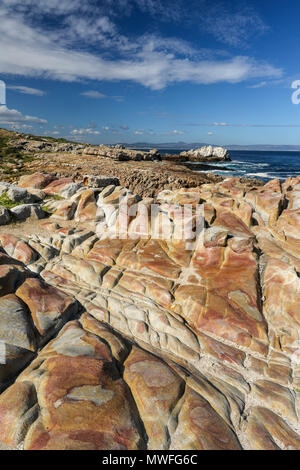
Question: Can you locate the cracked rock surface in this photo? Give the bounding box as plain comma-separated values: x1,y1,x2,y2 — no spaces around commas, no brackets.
0,173,300,449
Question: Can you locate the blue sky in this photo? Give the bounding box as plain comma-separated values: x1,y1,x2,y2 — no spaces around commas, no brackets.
0,0,299,145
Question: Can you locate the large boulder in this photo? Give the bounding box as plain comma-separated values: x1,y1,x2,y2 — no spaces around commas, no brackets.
18,173,56,190
10,204,45,221
0,206,10,225
180,146,231,162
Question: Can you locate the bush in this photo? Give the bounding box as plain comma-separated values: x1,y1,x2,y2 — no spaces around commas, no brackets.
0,192,24,209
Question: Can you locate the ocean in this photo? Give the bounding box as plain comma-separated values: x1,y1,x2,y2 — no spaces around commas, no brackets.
161,149,300,181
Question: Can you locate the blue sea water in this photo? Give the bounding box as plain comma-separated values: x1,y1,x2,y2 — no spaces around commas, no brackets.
163,150,300,181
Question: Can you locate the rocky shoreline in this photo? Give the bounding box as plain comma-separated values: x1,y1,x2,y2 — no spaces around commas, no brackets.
0,165,298,449
0,129,299,450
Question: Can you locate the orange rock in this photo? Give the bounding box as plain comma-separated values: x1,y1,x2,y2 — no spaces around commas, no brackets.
16,277,78,337
169,386,241,450
124,346,183,449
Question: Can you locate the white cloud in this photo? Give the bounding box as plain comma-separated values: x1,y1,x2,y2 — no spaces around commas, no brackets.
0,105,47,124
248,81,268,89
81,91,107,99
71,128,100,135
0,3,282,90
161,129,185,136
207,131,214,135
81,91,124,101
7,85,46,96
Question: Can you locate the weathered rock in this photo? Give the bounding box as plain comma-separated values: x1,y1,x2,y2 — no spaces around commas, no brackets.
16,278,78,338
10,204,45,221
75,190,99,223
0,234,38,264
13,322,143,450
124,346,184,450
18,173,56,190
51,200,77,221
0,171,300,450
0,206,10,225
169,386,241,450
7,186,39,204
180,146,231,162
43,177,74,196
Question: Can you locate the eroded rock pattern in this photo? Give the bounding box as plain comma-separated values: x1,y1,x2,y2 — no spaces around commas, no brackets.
0,174,300,449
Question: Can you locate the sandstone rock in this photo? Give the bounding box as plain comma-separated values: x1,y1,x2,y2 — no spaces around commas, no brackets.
1,170,300,450
83,175,120,188
15,322,143,450
16,278,78,338
169,386,241,450
75,189,99,223
59,182,83,199
51,200,77,221
10,204,45,221
43,177,74,196
18,173,56,190
180,146,231,162
0,234,38,264
0,206,10,225
0,382,38,448
124,346,184,449
7,186,39,204
0,294,35,351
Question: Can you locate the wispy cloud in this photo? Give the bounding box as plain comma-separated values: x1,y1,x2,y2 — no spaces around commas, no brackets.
248,81,268,89
161,129,186,136
0,2,282,90
0,105,47,124
71,128,100,135
81,91,124,101
7,85,46,96
100,0,269,47
191,122,300,128
80,91,107,99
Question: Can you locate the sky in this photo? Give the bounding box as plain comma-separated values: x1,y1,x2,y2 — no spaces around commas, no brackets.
0,0,300,145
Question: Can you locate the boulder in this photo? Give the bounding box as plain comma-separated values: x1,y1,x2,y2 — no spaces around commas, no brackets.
16,277,78,338
0,206,10,225
7,186,39,204
180,146,231,162
18,173,56,190
10,204,45,221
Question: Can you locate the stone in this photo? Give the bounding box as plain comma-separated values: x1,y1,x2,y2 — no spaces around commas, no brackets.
15,322,143,450
51,200,77,220
0,206,10,225
180,146,231,162
7,186,39,204
83,175,120,188
75,190,99,222
169,386,241,450
16,278,78,338
124,346,184,450
18,173,56,190
10,204,45,221
2,165,300,450
0,234,38,264
43,178,74,196
0,294,35,351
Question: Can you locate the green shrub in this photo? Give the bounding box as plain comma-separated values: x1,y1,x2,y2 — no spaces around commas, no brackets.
0,192,24,209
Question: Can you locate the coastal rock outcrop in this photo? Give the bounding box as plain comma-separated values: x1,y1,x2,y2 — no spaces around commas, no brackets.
0,172,300,449
180,146,231,162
